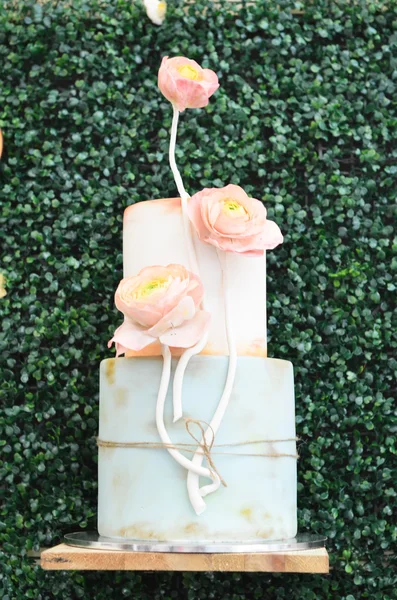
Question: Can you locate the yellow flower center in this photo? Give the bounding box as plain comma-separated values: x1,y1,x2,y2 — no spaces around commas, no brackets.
222,199,248,217
157,1,166,17
177,64,201,81
133,278,171,300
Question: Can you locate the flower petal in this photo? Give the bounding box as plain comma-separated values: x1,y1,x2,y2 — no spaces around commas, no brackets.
158,56,179,106
175,78,209,111
201,68,220,96
187,192,211,240
144,0,166,25
187,184,283,255
186,273,204,307
256,218,284,249
158,56,218,112
159,310,211,348
148,296,196,338
108,320,155,353
158,276,188,314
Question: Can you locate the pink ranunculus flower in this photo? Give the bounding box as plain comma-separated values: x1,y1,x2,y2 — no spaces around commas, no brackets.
158,56,219,112
187,184,283,257
108,264,210,356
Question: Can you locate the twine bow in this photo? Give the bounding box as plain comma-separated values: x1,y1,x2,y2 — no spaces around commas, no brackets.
184,417,227,487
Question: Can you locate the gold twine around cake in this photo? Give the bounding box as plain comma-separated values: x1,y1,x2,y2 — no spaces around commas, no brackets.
96,418,299,487
96,438,299,456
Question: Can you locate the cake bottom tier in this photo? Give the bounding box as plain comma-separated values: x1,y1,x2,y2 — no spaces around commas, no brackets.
98,356,297,542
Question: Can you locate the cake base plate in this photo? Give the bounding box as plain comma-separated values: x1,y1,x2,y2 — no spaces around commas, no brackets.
63,531,326,554
41,540,329,572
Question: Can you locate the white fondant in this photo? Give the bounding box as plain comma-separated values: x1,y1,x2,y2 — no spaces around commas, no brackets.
173,331,208,422
98,356,297,542
123,199,267,356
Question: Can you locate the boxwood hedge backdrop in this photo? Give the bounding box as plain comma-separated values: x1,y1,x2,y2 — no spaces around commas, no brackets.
1,0,396,598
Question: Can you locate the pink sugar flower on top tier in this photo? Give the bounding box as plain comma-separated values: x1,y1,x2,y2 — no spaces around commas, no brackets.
187,184,283,257
108,264,210,356
158,56,219,112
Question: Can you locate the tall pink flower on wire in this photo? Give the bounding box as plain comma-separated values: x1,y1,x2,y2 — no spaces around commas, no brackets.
158,56,219,112
187,184,283,257
108,264,211,356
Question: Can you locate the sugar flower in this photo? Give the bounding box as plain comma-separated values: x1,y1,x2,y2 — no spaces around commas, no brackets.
188,184,283,256
144,0,167,26
158,56,219,112
108,264,210,355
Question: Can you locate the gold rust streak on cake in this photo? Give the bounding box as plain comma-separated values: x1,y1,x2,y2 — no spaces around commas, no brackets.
125,341,161,357
117,523,162,541
104,358,116,385
240,507,254,522
256,528,275,539
115,388,128,408
126,338,267,358
244,338,267,357
183,522,208,536
154,197,182,214
117,521,210,541
199,340,267,357
112,471,123,489
126,342,186,358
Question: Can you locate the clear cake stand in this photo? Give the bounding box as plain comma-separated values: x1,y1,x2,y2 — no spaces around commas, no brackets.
64,531,326,553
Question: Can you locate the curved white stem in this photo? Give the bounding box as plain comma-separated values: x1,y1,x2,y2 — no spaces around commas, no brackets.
173,331,209,423
186,251,237,514
169,104,200,276
172,197,207,421
169,105,188,200
169,103,208,422
155,344,220,515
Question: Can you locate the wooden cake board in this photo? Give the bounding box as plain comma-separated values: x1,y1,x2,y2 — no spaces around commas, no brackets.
41,544,329,573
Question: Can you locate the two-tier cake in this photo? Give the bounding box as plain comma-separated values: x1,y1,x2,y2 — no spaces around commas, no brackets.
97,56,297,542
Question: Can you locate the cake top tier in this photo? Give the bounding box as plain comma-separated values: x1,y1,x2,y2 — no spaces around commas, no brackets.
123,197,268,358
108,55,283,360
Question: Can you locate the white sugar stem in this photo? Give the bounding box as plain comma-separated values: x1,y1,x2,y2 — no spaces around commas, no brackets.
169,105,188,201
155,344,220,515
186,251,237,513
172,331,209,423
169,105,199,276
169,103,207,422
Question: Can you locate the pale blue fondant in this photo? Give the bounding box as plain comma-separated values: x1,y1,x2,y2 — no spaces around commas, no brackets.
98,356,297,542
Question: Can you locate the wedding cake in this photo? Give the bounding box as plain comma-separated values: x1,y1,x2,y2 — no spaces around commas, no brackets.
97,57,297,542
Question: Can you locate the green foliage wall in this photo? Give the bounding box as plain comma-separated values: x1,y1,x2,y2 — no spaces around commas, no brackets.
1,0,396,598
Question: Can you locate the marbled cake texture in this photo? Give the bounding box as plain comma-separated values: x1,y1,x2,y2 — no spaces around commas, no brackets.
98,356,297,542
